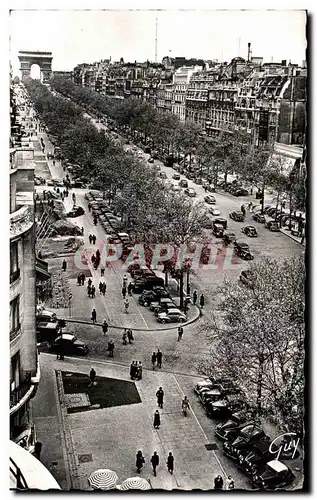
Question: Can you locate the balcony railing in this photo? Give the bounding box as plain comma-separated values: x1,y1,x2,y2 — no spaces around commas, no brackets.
10,325,21,343
10,268,21,285
10,379,32,410
10,457,28,490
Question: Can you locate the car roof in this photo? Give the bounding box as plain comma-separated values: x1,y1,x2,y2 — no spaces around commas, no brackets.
166,308,183,314
56,333,74,341
267,460,288,473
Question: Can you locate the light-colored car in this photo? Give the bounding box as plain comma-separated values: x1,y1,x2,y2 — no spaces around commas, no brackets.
157,308,187,323
173,184,181,192
209,206,221,216
184,188,196,197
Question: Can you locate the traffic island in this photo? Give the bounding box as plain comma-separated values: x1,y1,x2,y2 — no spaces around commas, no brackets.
61,371,141,414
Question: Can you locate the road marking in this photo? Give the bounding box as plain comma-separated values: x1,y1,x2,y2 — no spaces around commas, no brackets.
172,374,228,478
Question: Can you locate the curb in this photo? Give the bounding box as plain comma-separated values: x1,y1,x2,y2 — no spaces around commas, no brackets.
279,228,305,246
63,305,201,332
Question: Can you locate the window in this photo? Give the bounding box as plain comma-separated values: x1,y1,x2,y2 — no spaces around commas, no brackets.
10,296,20,334
10,242,20,283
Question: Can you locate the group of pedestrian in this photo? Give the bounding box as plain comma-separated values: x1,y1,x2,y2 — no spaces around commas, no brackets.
214,474,235,490
89,234,97,245
88,284,96,298
77,273,86,286
130,361,142,380
121,282,133,298
135,450,174,476
192,290,204,309
91,249,101,270
151,349,163,369
99,281,107,295
122,328,134,345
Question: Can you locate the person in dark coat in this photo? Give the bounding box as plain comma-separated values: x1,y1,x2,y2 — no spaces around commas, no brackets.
89,234,92,244
136,450,145,474
156,387,164,409
77,273,81,286
99,282,103,294
127,282,133,296
193,290,198,305
214,475,224,490
88,203,92,213
87,284,91,298
151,352,157,370
127,329,134,344
81,273,86,286
178,326,184,342
102,320,108,336
102,282,107,295
122,286,127,299
107,340,114,357
150,451,159,477
199,294,205,308
91,285,96,298
92,235,96,245
156,349,162,369
153,410,161,429
89,368,96,386
137,361,143,380
122,329,128,345
91,308,97,324
167,452,174,474
100,265,105,277
88,278,92,287
62,259,67,272
130,361,137,380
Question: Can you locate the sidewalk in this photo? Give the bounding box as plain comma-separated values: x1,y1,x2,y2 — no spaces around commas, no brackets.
280,227,305,246
34,353,230,491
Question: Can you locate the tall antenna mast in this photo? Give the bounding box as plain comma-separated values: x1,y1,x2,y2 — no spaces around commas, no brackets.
155,18,158,63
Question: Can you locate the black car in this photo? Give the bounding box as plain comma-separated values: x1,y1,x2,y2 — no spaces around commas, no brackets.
240,440,275,476
138,288,170,306
212,223,224,238
239,269,255,288
252,460,295,490
49,333,89,356
223,231,237,245
204,195,216,204
253,212,265,223
234,241,254,260
241,226,258,237
229,210,245,222
133,276,165,293
199,387,223,406
206,396,247,419
154,301,178,316
232,188,249,197
265,220,280,232
67,206,85,217
223,426,270,460
215,416,256,441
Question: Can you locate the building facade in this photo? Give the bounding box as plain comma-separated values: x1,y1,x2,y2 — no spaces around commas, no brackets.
172,66,202,121
10,83,40,447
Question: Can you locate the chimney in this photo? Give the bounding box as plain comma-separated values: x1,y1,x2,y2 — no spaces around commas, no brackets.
247,42,251,62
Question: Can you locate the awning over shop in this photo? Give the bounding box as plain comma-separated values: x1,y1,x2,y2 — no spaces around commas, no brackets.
269,143,303,176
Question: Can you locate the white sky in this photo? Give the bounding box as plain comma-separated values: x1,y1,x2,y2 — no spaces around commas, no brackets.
9,9,307,75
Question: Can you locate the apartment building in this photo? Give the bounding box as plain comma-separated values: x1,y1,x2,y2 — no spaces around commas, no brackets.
172,66,202,121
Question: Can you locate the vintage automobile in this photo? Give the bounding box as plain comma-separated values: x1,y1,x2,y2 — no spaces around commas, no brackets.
213,217,228,230
138,288,170,306
212,223,225,238
154,301,179,316
148,157,154,163
229,210,245,222
265,219,280,232
209,206,221,216
157,308,187,324
234,241,254,260
252,460,295,490
241,225,258,237
172,172,181,180
232,188,249,197
179,179,188,188
150,297,176,312
239,269,255,288
184,188,197,197
223,231,237,245
223,427,271,461
253,212,265,223
204,195,216,204
49,333,89,356
215,415,256,441
206,396,248,419
67,206,85,217
194,378,215,394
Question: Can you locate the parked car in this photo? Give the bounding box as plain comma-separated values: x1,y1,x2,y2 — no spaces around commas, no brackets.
223,231,237,245
209,206,221,216
203,182,216,192
184,188,197,197
199,387,223,405
148,157,154,163
232,188,249,197
157,308,187,324
253,212,265,223
223,429,270,461
215,416,256,441
194,379,215,394
154,301,179,316
173,184,181,192
179,179,188,188
138,288,170,306
240,440,275,476
67,206,85,217
133,276,165,293
252,460,295,490
172,173,181,180
241,225,258,237
234,241,254,260
265,219,280,232
239,269,255,287
212,223,224,238
206,396,248,418
213,218,228,230
204,195,216,204
150,297,176,312
36,308,57,323
229,210,245,222
159,171,167,179
49,333,89,356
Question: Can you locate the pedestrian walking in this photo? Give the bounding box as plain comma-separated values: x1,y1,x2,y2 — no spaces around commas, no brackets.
156,349,162,369
102,282,107,295
89,234,92,245
156,387,164,409
72,193,76,204
81,273,86,286
127,282,133,296
92,235,96,245
153,410,161,429
122,329,128,345
127,329,134,344
89,368,96,387
102,320,108,336
167,452,174,474
77,273,82,286
214,475,224,490
178,326,184,342
130,361,137,380
99,282,103,294
199,294,205,309
150,451,159,477
136,450,145,474
91,308,97,324
88,202,91,212
122,274,128,287
88,278,92,287
52,159,55,166
193,290,198,305
137,361,143,380
122,286,127,299
93,216,98,226
91,254,96,265
151,352,157,370
87,284,91,298
81,227,84,236
107,340,114,358
225,476,235,490
100,265,105,277
91,285,96,298
124,298,129,313
62,259,67,272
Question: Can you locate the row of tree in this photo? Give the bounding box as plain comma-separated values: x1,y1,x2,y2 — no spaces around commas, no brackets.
51,76,305,214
